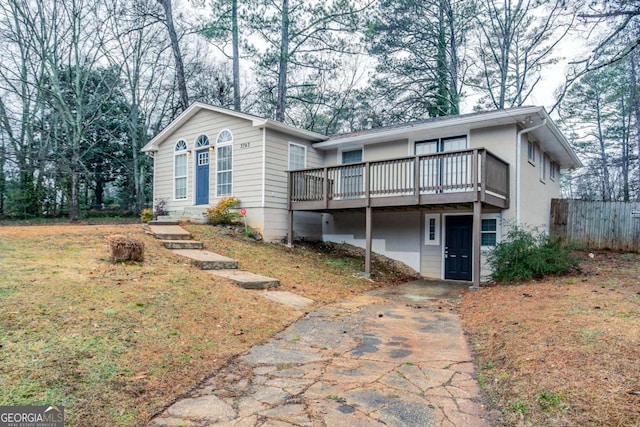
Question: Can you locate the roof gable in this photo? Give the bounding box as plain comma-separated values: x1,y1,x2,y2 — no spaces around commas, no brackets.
142,102,327,152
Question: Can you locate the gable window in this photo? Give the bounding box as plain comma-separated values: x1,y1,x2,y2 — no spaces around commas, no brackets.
216,130,233,196
424,213,440,245
550,160,557,181
288,142,307,170
174,139,188,199
481,218,498,247
528,141,537,165
195,134,210,149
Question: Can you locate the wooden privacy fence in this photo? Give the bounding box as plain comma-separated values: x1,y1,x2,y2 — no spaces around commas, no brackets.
551,199,640,252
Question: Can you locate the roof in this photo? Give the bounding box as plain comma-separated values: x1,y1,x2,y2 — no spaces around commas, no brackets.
142,102,328,152
316,106,582,169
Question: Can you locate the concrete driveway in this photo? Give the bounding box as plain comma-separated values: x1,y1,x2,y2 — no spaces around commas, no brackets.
149,281,489,426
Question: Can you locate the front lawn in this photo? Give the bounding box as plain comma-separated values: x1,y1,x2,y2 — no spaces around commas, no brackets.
0,224,402,426
460,251,640,426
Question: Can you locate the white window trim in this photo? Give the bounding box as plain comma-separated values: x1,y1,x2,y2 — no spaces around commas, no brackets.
215,129,234,197
195,134,210,149
550,159,557,181
540,152,548,183
337,146,363,164
288,142,307,170
174,140,188,200
527,141,537,166
424,213,440,245
481,214,501,250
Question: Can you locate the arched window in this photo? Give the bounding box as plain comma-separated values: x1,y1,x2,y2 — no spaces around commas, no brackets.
195,134,209,148
174,140,188,199
216,130,233,196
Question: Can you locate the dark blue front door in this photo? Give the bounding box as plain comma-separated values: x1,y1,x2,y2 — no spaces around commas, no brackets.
196,150,209,205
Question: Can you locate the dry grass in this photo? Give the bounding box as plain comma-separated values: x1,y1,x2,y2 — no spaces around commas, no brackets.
460,251,640,426
0,223,405,426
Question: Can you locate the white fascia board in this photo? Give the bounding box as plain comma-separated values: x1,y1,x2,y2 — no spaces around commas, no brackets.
142,102,328,153
313,106,544,149
257,120,328,142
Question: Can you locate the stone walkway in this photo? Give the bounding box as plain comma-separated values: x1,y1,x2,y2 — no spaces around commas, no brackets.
149,281,489,427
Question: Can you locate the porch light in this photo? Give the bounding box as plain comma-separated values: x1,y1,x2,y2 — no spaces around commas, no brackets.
208,146,214,152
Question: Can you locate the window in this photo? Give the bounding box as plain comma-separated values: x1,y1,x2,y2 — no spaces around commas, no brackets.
415,136,467,154
416,136,469,193
339,149,364,198
424,213,440,245
550,161,557,181
195,134,210,148
216,130,233,196
288,143,306,170
528,141,536,165
481,218,497,247
174,140,188,199
540,153,549,183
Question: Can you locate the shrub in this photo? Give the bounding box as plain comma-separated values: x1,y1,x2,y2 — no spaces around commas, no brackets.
140,208,153,223
106,235,145,263
487,225,579,282
153,198,168,217
206,197,242,225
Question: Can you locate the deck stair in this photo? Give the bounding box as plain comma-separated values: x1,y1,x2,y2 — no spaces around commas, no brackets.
144,224,279,289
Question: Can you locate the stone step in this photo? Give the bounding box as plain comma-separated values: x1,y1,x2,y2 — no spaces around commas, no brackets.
206,269,280,289
163,240,204,250
147,225,192,241
148,219,179,226
171,249,238,270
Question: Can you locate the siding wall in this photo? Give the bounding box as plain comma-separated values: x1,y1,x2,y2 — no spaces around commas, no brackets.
518,133,561,231
264,129,325,209
261,129,325,240
153,109,264,212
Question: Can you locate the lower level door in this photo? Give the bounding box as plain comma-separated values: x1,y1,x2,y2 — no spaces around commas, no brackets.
444,215,473,281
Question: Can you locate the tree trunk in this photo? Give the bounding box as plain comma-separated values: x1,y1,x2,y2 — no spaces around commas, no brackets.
594,93,612,201
630,52,640,201
69,165,80,222
445,0,460,115
158,0,189,111
232,0,241,111
275,0,289,122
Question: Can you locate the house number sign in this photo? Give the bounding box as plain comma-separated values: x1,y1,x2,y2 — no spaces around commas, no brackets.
632,210,640,218
239,142,251,149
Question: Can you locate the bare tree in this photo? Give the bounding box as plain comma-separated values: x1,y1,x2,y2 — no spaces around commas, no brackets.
157,0,190,111
247,0,366,123
470,0,574,110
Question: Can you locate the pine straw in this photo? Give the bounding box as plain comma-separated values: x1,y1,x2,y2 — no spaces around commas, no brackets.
460,251,640,426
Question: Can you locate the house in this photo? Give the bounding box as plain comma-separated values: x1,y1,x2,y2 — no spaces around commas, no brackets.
142,103,581,287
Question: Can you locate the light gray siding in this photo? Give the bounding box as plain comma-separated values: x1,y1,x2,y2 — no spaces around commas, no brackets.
264,129,324,208
152,109,264,212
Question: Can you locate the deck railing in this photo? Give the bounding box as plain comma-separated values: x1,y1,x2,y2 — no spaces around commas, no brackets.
288,148,509,210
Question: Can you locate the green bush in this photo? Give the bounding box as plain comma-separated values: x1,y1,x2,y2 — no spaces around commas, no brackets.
487,226,579,283
206,197,242,225
140,208,153,223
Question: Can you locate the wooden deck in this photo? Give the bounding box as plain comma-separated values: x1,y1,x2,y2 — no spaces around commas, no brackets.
288,148,509,211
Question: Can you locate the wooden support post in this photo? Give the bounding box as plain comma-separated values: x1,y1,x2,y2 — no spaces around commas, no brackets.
363,206,372,277
287,209,294,248
471,200,482,290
